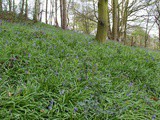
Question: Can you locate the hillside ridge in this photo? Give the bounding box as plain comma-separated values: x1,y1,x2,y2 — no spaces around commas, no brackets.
0,21,160,119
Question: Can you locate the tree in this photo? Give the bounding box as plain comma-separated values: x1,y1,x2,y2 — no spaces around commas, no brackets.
112,0,118,41
70,1,97,34
25,0,28,19
96,0,108,43
13,0,15,12
60,0,67,29
0,0,2,12
9,0,12,12
121,0,129,44
60,0,63,27
49,0,54,25
45,0,48,24
33,0,39,22
55,0,59,27
20,0,25,15
62,0,67,29
154,0,160,48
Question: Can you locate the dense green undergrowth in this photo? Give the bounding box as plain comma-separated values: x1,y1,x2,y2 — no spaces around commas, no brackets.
0,21,160,119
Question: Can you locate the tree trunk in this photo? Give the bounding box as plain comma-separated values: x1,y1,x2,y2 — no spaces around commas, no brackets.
96,0,108,43
25,0,28,19
62,0,67,29
60,0,63,27
46,0,48,24
106,0,111,39
122,0,129,44
13,0,15,12
55,0,59,27
145,16,149,47
0,0,2,12
33,0,38,22
159,27,160,48
50,0,54,25
20,0,25,15
112,0,118,41
40,2,44,22
9,0,12,12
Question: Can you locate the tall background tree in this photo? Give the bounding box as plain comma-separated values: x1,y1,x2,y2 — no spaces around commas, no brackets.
0,0,2,12
55,0,59,27
112,0,118,41
0,0,159,49
9,0,12,12
20,0,25,16
25,0,28,19
62,0,67,29
96,0,108,43
45,0,48,24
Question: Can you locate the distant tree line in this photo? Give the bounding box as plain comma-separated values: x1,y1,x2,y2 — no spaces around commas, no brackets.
0,0,159,49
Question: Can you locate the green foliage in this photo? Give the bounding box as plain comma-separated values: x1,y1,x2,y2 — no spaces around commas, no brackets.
0,21,160,119
131,27,148,47
0,11,33,23
132,27,146,37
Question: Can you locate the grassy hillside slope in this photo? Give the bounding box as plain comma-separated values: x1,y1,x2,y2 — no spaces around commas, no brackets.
0,21,160,119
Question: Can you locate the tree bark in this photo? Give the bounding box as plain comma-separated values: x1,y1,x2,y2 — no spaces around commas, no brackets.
112,0,118,41
0,0,2,12
60,0,63,27
33,0,38,22
25,0,28,19
96,0,108,43
46,0,48,24
62,0,67,29
106,0,111,39
159,27,160,48
55,0,59,27
13,0,15,12
20,0,25,15
49,0,54,25
123,0,129,45
9,0,12,12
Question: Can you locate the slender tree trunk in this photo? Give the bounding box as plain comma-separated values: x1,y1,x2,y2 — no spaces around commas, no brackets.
117,2,120,40
40,2,44,22
123,0,129,45
145,16,149,47
49,0,52,25
20,0,25,15
37,0,40,20
0,0,2,12
119,0,124,41
96,0,108,43
55,0,59,27
66,0,71,27
159,27,160,48
51,0,54,25
33,0,38,22
60,0,63,27
13,0,15,12
106,0,111,39
62,0,67,29
9,0,12,12
112,0,118,41
46,0,48,24
25,0,28,19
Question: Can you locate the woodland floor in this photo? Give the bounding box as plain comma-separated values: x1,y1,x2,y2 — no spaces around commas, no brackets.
0,21,160,119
